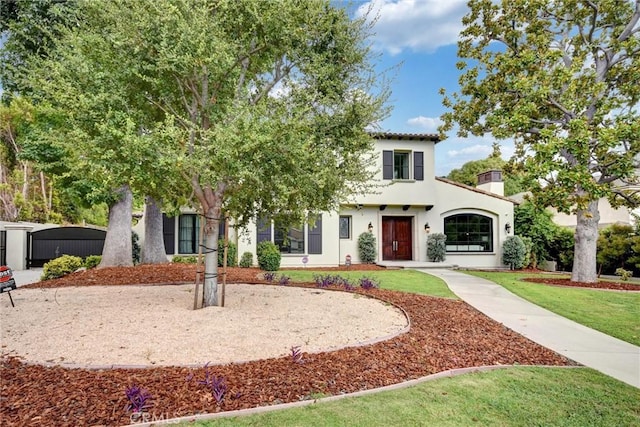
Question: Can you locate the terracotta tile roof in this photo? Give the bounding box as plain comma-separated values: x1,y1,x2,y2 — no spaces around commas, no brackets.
436,177,521,204
369,131,441,143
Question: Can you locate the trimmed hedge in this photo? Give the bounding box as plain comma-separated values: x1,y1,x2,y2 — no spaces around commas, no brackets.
41,255,83,281
257,241,281,271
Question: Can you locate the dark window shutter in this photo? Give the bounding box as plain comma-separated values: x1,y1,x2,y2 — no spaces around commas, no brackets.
218,220,226,240
382,150,393,180
162,214,175,255
256,217,272,244
308,214,322,254
414,151,424,181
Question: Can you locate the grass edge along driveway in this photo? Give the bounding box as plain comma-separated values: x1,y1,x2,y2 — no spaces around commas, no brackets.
463,270,640,346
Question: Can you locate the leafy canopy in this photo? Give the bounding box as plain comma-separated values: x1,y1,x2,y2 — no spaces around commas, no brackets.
441,0,640,214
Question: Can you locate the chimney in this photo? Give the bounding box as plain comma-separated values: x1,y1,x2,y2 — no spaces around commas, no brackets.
477,170,504,196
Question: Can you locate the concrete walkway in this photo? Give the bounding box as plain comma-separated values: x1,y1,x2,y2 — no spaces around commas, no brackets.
421,269,640,389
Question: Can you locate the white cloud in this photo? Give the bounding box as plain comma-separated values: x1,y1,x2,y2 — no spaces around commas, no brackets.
355,0,468,55
447,144,492,158
406,115,442,132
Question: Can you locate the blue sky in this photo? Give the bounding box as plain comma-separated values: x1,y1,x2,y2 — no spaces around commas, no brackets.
353,0,512,176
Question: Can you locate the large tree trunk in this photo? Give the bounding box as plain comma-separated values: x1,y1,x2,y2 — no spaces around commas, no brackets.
141,195,168,264
571,199,600,283
99,184,133,268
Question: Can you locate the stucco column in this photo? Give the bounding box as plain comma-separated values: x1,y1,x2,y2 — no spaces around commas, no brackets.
5,224,33,270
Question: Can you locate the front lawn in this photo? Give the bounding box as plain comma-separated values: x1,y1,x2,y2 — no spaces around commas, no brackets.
283,269,456,299
190,367,639,427
464,270,640,346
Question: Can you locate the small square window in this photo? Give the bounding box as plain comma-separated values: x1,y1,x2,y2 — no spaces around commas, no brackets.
339,216,351,239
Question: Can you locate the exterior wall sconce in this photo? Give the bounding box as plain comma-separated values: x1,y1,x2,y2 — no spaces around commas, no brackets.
505,222,511,234
424,222,430,233
368,222,373,233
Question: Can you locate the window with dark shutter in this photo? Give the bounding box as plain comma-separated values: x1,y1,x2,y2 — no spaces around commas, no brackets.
414,151,424,181
162,214,175,255
382,150,393,179
256,217,272,243
308,214,322,254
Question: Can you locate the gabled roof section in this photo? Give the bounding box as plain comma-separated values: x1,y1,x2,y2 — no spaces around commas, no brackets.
369,131,441,143
436,177,520,205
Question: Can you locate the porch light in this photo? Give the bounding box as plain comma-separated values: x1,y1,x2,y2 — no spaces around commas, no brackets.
424,222,430,233
368,222,373,233
505,222,511,234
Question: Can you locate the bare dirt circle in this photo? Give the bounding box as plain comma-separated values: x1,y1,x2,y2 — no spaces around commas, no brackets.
1,283,408,367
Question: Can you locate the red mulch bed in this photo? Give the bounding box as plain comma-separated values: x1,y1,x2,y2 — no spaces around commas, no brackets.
521,276,640,291
3,264,576,426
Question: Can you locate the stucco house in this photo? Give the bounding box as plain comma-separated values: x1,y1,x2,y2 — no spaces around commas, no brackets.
157,132,518,268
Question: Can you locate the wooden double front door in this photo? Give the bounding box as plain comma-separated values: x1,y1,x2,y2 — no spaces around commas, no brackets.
382,216,413,261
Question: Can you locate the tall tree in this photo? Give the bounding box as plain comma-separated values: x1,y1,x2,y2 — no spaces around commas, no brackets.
441,0,640,283
55,0,388,306
446,143,526,196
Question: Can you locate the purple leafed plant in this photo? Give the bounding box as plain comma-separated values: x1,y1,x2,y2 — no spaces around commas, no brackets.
359,276,379,290
278,275,291,286
125,385,152,413
263,272,277,282
290,345,304,364
342,279,356,291
314,274,341,288
198,367,227,404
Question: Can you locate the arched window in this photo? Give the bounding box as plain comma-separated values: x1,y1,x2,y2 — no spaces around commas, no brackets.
444,214,493,252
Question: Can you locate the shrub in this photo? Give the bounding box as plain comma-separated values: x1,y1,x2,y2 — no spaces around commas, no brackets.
359,276,379,290
132,231,141,265
502,235,526,270
357,232,376,264
597,224,635,275
41,255,83,281
239,251,253,268
426,233,447,262
520,236,533,268
257,241,281,271
615,268,633,281
84,255,102,269
172,255,198,264
217,240,237,267
549,227,575,272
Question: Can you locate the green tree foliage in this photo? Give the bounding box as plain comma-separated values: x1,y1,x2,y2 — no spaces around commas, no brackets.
441,0,640,283
514,201,558,263
446,143,525,196
33,0,388,306
0,0,79,98
597,223,638,275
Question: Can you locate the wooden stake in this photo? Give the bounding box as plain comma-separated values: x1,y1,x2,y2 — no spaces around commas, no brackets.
221,216,229,307
193,214,205,310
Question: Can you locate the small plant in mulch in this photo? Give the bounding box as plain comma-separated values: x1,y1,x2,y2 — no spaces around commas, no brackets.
340,278,356,291
314,274,343,288
193,363,228,404
124,385,152,415
263,272,277,283
359,276,379,290
278,275,291,286
290,345,304,364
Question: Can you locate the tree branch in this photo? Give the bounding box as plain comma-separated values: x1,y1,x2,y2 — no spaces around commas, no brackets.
618,0,640,42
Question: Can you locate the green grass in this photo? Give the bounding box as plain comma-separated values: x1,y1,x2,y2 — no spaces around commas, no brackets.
281,269,456,299
186,367,639,427
464,270,640,346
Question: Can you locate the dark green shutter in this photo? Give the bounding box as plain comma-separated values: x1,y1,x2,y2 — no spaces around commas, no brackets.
308,214,322,254
414,151,424,181
383,150,393,180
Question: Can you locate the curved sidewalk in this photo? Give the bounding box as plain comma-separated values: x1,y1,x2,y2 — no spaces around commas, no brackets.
421,269,640,389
